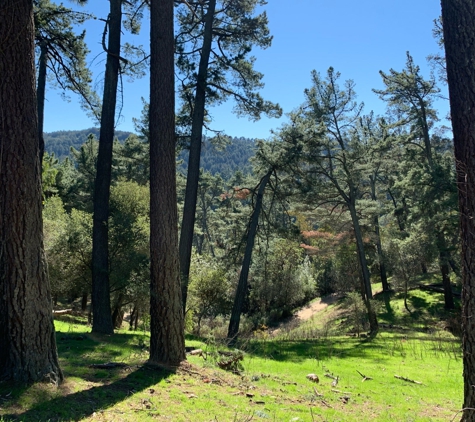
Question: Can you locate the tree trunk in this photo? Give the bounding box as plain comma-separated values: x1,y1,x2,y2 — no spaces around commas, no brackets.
81,292,88,311
441,2,475,419
348,201,378,334
149,0,185,366
370,178,389,291
0,0,62,384
91,0,122,335
227,171,272,343
179,0,217,312
374,217,389,291
437,232,455,310
37,43,47,165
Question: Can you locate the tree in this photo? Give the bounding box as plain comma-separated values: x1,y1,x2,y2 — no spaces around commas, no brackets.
91,0,123,334
149,0,185,366
34,0,99,163
287,68,378,333
91,0,148,334
440,2,475,419
375,53,457,309
0,0,62,384
176,0,281,312
227,170,272,343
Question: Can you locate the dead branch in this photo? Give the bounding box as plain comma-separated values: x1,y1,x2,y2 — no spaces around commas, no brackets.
89,362,130,369
52,309,73,315
394,375,422,384
356,369,372,381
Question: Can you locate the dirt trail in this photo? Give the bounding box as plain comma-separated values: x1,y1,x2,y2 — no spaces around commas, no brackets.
269,293,342,336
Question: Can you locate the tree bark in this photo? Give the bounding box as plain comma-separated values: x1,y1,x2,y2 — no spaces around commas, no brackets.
37,43,48,165
0,0,62,384
227,171,272,343
149,0,185,366
91,0,122,335
348,201,378,334
441,2,475,419
179,0,217,312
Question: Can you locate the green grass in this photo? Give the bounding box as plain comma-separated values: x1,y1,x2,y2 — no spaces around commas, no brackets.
0,288,464,421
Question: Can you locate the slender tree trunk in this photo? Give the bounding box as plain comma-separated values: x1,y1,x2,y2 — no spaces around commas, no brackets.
227,171,272,343
437,232,455,310
370,178,389,291
441,2,475,419
374,217,389,291
0,0,62,384
149,0,185,366
81,292,88,311
91,0,122,334
37,43,48,165
179,0,217,312
348,201,378,334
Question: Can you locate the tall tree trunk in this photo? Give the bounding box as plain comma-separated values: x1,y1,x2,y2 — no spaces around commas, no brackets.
179,0,217,312
348,201,378,334
437,232,455,310
374,216,389,291
37,43,47,165
149,0,185,366
441,2,475,419
91,0,122,335
227,171,272,343
370,176,389,291
0,0,62,384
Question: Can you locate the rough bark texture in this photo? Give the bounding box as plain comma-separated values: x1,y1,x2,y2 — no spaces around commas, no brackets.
0,0,62,384
91,0,122,335
37,43,47,165
227,171,271,343
149,0,186,366
179,0,217,312
441,2,475,419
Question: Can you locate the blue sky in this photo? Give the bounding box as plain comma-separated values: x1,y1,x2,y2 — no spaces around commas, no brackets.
43,0,447,139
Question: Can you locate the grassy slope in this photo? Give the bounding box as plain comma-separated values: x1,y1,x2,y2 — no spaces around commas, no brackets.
0,287,463,422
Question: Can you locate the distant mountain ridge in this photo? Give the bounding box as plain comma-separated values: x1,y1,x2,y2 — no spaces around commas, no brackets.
44,128,256,177
44,128,132,159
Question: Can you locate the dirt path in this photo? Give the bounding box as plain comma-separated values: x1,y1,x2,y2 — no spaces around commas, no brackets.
269,293,342,336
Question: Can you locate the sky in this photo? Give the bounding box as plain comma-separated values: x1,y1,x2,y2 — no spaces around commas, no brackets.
42,0,448,139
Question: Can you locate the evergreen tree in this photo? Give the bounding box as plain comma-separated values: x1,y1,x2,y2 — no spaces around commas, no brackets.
149,0,185,366
0,0,62,384
34,0,99,162
176,0,281,312
441,2,475,419
374,53,457,309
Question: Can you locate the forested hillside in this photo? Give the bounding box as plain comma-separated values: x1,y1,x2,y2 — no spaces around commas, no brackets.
44,128,132,158
44,129,256,177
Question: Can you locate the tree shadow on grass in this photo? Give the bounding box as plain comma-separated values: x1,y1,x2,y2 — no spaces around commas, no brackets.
1,364,173,421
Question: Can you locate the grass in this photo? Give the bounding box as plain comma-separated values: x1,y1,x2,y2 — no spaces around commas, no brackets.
0,287,464,421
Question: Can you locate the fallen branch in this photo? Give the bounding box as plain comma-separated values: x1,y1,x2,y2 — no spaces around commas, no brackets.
313,387,324,397
356,370,372,381
89,362,130,370
394,375,422,384
53,309,73,315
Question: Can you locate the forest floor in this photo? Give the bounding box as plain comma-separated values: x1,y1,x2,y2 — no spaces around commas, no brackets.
0,284,463,422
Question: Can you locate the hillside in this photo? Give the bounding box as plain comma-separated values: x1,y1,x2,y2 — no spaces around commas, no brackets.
44,128,132,159
44,129,256,177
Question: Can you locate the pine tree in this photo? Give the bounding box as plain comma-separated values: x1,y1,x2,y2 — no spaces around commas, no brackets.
0,0,62,384
149,0,185,366
441,2,475,419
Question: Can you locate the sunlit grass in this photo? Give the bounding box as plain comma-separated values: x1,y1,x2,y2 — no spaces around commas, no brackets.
0,287,463,421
